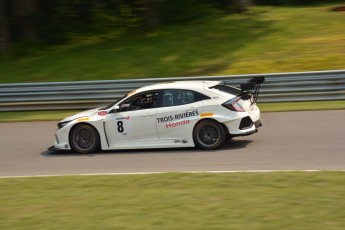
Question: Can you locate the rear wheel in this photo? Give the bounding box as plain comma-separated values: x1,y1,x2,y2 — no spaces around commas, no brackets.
193,120,226,150
70,124,100,154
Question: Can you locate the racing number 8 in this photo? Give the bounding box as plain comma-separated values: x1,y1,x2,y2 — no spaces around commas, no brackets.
117,121,124,133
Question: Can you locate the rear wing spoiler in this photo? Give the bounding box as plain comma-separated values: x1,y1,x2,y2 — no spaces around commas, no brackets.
240,76,265,104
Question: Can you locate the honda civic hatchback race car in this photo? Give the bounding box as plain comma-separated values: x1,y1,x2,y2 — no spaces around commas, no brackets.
49,77,265,153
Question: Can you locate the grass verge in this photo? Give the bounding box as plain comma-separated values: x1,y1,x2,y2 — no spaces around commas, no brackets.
257,100,345,112
0,100,344,122
0,110,81,122
1,172,345,229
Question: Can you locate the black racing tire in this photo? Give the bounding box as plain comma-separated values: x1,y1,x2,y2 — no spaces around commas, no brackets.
69,124,100,154
193,120,226,150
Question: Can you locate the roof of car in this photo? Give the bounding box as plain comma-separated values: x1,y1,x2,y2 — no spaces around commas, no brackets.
134,80,221,93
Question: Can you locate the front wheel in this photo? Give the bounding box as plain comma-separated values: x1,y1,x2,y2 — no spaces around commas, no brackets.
193,120,226,150
70,124,100,154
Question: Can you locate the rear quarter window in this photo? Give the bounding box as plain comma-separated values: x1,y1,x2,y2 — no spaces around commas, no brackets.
162,89,210,107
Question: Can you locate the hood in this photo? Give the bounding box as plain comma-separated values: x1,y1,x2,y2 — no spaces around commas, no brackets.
61,107,100,122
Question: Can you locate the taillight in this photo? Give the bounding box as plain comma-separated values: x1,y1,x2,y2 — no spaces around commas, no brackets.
222,97,245,112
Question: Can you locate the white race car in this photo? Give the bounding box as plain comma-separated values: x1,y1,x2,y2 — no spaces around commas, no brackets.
49,77,265,153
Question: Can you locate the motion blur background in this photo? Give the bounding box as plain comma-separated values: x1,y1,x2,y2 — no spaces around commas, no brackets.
0,0,344,84
1,2,345,229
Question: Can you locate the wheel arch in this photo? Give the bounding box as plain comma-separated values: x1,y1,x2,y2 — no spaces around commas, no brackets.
193,118,229,136
192,118,228,150
68,122,102,148
69,121,100,135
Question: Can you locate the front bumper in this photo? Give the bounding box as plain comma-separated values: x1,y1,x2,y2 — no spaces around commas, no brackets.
52,123,72,150
48,145,61,151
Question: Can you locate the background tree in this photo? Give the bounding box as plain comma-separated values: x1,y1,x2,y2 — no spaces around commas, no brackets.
235,0,254,13
144,0,160,29
11,0,37,40
0,0,10,52
2,0,340,54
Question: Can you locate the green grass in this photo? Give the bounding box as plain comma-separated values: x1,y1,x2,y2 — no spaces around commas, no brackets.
257,100,345,112
0,100,344,122
0,110,80,122
0,4,344,83
1,172,345,229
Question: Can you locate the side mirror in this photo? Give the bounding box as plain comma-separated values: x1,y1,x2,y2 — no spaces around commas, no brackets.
112,104,130,113
112,105,120,113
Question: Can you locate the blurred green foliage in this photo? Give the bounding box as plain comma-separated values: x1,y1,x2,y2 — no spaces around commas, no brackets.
256,0,344,5
4,0,342,48
1,1,344,83
2,0,247,47
34,0,142,44
1,4,344,83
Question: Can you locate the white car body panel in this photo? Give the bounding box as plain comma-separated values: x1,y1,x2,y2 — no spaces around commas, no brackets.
52,80,264,151
61,108,99,123
156,101,203,142
104,108,159,147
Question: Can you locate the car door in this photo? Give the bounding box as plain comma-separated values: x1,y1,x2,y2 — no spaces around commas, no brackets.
104,91,159,147
156,89,207,141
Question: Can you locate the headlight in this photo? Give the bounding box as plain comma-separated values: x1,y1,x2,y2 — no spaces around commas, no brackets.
57,121,71,129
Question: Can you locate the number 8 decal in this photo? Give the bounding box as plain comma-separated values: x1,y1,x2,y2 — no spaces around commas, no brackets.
117,121,124,133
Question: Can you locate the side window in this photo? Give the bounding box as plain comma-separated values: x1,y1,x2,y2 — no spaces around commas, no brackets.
120,91,158,111
162,90,210,107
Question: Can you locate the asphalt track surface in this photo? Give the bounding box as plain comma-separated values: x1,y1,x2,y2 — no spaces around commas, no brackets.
0,110,344,177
